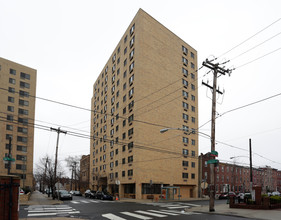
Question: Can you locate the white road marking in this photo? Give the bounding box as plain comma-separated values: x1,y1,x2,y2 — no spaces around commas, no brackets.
148,210,179,216
121,211,152,219
135,210,167,217
102,213,127,220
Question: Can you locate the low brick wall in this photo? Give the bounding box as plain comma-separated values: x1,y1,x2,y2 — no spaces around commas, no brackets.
229,197,281,210
19,192,31,203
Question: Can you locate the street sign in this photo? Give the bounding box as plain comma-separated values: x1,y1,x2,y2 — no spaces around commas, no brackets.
210,150,218,157
207,159,219,164
3,157,15,162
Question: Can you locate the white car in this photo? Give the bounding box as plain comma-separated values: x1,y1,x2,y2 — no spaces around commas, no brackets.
19,189,24,195
271,191,280,196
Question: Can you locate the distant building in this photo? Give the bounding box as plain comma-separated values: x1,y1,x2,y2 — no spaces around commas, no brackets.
80,154,90,193
199,153,281,195
0,57,37,190
90,9,198,199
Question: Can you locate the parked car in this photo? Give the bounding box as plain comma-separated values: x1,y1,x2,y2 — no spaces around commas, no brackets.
72,191,82,196
95,191,113,200
219,192,236,199
55,190,72,200
85,189,96,198
271,191,281,196
19,189,25,195
237,193,244,202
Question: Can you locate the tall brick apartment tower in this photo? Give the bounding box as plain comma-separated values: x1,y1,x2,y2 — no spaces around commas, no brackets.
0,57,36,190
90,9,198,199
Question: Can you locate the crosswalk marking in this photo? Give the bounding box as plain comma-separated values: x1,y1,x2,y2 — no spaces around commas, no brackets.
135,210,167,217
148,210,179,216
167,206,190,209
160,209,201,215
121,211,152,219
26,205,80,217
102,213,126,220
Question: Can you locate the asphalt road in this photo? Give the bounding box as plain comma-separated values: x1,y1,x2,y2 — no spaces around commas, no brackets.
20,196,252,220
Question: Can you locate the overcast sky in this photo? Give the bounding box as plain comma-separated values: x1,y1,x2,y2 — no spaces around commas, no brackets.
1,0,281,174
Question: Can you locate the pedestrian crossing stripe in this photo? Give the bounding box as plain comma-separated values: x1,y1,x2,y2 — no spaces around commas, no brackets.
26,205,80,217
102,209,201,219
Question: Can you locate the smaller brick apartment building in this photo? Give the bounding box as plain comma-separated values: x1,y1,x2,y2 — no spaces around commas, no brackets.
80,154,90,193
199,153,281,196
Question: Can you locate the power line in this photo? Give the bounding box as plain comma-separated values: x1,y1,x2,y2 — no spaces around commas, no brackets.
199,91,281,129
218,17,281,58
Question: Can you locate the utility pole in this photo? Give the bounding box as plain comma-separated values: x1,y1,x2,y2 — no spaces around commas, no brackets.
249,139,253,192
7,137,12,175
50,127,67,199
202,59,230,212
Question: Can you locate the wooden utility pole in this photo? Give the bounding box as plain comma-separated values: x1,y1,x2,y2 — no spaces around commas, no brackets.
249,139,253,191
50,127,67,199
202,59,229,212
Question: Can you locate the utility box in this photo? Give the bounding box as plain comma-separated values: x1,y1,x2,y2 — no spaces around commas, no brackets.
0,175,20,220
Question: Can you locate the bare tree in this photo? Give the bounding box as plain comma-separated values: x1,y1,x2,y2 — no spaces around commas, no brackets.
65,156,81,191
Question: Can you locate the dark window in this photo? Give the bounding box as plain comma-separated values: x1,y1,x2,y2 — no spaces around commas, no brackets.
182,173,188,178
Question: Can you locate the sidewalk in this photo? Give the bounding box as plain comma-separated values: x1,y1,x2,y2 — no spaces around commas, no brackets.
187,203,281,220
19,191,80,220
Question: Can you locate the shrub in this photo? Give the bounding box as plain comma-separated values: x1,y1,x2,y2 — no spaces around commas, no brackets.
270,196,281,204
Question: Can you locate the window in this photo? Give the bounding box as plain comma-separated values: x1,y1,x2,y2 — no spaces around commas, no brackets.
123,83,127,90
192,162,195,168
20,72,30,80
110,162,114,168
191,106,195,112
17,136,27,143
191,62,195,69
122,158,126,164
115,172,118,178
128,114,134,123
191,84,195,90
124,59,127,66
8,87,15,93
130,36,135,48
16,164,26,170
110,129,114,136
112,54,116,63
128,169,133,176
18,109,28,115
10,69,16,75
129,74,134,84
191,139,196,145
6,134,13,140
112,75,115,83
182,90,188,98
112,85,115,93
128,142,133,150
182,67,188,76
123,70,127,78
8,97,14,103
20,81,30,89
117,58,120,65
191,52,195,58
116,125,119,132
128,128,134,136
7,106,14,112
128,100,134,110
112,64,116,73
192,117,196,123
129,49,134,60
6,124,13,131
183,137,189,144
122,132,126,139
182,149,188,155
17,145,27,152
123,107,126,114
123,119,126,127
123,95,126,102
182,46,188,54
182,57,188,65
182,173,188,178
183,161,189,167
7,115,13,121
128,156,133,163
124,47,127,55
124,35,128,43
183,102,188,109
9,78,16,84
117,46,120,54
122,171,125,177
17,155,27,161
129,88,134,97
191,95,195,101
191,73,195,79
129,61,134,72
183,113,188,120
192,151,195,156
130,24,135,35
115,160,118,166
182,79,188,87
